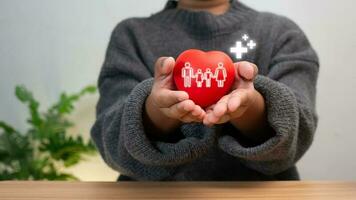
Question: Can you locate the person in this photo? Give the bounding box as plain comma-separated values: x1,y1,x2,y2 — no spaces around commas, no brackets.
182,62,194,88
195,69,204,87
204,68,213,88
91,0,319,181
214,62,227,87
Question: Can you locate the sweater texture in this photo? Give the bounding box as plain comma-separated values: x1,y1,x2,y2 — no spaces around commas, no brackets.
91,0,319,181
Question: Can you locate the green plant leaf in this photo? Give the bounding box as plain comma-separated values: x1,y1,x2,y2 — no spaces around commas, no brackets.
41,133,96,167
15,85,34,103
48,85,96,116
0,121,18,134
80,85,97,95
15,85,43,127
0,85,97,181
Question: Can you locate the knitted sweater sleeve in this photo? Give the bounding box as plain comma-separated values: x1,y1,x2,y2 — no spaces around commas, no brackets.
217,16,319,175
90,20,216,180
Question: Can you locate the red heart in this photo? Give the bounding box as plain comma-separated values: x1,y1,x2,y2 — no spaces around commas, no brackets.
173,49,235,108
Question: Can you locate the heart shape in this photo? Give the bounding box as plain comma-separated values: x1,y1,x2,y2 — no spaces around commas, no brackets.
173,49,235,108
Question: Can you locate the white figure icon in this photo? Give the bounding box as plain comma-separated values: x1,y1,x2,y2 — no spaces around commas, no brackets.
180,62,227,88
182,62,194,87
214,63,227,88
195,69,204,88
204,68,214,88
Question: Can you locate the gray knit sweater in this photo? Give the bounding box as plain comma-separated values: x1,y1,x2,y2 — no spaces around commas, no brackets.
91,0,319,181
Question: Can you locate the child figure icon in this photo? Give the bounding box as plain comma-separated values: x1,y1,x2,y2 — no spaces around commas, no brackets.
195,69,204,88
180,62,228,88
204,68,213,88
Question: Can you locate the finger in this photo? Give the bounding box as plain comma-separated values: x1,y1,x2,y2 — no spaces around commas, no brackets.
196,106,206,121
205,104,215,112
226,90,241,113
154,57,175,79
216,115,230,124
191,105,204,117
177,104,205,123
236,61,258,81
167,99,195,118
199,110,206,120
202,104,215,125
203,95,229,125
233,63,255,89
203,109,214,126
180,114,195,123
161,57,175,76
227,90,248,113
154,57,167,79
205,108,231,126
213,95,230,118
181,105,206,123
155,89,189,107
206,108,222,125
181,113,203,123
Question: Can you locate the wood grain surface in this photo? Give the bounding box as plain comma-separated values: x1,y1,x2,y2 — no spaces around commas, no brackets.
0,181,355,200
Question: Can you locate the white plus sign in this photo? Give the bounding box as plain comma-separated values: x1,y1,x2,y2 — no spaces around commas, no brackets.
242,34,249,41
247,40,256,49
230,41,248,59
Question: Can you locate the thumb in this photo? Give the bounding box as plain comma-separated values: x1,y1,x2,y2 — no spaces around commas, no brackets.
235,61,258,81
154,57,175,79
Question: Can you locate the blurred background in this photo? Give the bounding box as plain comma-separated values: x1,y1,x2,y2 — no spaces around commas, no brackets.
0,0,355,181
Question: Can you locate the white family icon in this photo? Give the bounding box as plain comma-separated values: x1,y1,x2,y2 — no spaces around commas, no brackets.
181,62,227,88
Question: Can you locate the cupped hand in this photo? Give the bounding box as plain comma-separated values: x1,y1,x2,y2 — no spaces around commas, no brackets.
145,57,206,133
203,61,259,127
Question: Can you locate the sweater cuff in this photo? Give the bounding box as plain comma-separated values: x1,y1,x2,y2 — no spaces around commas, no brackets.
218,75,299,160
121,78,216,166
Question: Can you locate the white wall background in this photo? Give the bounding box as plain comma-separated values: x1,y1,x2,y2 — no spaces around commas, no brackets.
0,0,355,181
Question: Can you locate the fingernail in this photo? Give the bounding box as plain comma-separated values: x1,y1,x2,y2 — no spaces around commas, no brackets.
161,57,168,68
178,95,186,101
162,57,173,67
177,96,184,101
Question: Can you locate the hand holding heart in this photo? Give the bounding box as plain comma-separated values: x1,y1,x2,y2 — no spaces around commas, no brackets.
145,54,259,134
203,61,259,126
172,49,260,127
145,57,205,133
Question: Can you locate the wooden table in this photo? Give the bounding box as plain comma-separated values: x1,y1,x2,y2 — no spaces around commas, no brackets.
0,181,355,200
